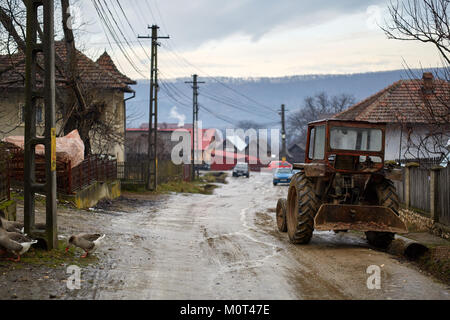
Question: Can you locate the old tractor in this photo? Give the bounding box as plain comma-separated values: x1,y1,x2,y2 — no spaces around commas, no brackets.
276,119,407,248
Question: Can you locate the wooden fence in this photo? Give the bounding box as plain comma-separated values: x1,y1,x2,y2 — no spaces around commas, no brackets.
117,160,191,185
394,164,450,226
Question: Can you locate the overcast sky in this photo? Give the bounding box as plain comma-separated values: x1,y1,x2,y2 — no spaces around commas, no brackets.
74,0,442,79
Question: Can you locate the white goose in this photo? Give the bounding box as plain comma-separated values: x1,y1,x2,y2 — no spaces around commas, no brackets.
0,229,38,262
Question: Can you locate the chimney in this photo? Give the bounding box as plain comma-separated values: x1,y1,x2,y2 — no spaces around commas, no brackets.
422,72,434,94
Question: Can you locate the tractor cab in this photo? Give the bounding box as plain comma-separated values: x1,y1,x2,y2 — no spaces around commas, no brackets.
305,120,386,173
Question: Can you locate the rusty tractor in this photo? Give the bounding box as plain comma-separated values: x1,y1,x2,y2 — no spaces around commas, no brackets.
276,119,407,248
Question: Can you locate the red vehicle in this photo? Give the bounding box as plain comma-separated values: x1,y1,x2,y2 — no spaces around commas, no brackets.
268,161,293,170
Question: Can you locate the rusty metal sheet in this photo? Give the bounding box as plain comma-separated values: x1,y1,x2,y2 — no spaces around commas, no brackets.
315,204,407,233
303,163,328,177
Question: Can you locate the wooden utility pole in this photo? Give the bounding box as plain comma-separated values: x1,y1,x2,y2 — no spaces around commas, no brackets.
24,0,57,249
185,74,205,180
279,104,287,161
138,25,169,190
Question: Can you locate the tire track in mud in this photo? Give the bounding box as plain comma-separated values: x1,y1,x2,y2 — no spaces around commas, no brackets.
199,177,287,292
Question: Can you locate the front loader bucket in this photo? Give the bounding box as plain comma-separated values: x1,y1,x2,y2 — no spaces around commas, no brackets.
314,204,408,233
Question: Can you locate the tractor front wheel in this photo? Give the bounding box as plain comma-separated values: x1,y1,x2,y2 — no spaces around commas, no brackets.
286,173,320,244
365,179,400,249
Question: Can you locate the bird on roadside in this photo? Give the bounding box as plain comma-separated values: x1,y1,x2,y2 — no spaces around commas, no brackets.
65,234,106,258
0,217,46,234
0,228,38,262
0,217,23,234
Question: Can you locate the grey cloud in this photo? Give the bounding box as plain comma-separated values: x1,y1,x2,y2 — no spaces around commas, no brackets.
154,0,387,48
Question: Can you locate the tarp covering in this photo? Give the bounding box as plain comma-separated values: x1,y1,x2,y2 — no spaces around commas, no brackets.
2,130,85,168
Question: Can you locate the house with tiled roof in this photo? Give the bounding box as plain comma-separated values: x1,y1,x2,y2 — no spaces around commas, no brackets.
334,73,450,160
0,42,135,161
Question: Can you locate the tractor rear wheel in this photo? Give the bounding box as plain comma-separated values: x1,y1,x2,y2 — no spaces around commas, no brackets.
276,199,288,232
365,179,400,249
286,172,320,244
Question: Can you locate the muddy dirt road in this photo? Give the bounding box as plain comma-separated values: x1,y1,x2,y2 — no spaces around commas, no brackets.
69,172,449,300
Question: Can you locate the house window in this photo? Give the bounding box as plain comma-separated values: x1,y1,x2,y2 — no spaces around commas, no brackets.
36,105,43,124
20,105,44,124
20,105,25,123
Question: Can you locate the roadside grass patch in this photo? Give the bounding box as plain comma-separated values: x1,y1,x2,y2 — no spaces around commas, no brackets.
157,180,218,195
121,172,228,195
202,172,228,184
416,246,450,285
0,240,97,270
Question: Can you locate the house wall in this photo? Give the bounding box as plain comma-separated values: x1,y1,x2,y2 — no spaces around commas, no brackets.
0,89,47,138
0,88,126,162
385,124,446,161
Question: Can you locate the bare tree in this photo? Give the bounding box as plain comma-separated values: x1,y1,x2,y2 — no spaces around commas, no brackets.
287,92,355,145
382,0,450,65
382,0,450,161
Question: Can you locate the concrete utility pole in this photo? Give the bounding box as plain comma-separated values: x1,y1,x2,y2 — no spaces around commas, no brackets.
138,25,169,191
185,74,205,180
24,0,57,249
279,104,287,161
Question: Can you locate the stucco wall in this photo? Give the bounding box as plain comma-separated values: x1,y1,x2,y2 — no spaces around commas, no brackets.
385,124,444,160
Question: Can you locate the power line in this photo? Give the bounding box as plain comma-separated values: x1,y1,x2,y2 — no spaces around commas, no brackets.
93,0,146,77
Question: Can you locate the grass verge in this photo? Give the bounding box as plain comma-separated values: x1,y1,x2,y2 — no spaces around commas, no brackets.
122,172,228,195
0,240,97,270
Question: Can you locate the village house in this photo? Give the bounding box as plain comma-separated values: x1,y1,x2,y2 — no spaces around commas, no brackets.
287,142,305,164
0,42,136,162
126,124,218,162
334,73,450,161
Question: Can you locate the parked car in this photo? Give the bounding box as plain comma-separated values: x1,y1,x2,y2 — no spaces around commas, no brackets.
232,163,250,178
273,168,294,186
268,161,293,171
195,163,211,171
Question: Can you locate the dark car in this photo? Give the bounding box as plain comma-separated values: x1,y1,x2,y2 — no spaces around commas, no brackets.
195,163,211,171
232,163,250,178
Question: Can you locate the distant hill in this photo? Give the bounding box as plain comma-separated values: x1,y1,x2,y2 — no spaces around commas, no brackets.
125,68,434,130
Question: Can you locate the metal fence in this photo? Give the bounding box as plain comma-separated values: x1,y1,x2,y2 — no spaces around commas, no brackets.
0,156,10,203
9,152,117,195
118,160,191,185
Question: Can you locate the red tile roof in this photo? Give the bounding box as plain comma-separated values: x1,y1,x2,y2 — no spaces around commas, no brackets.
334,75,449,124
96,51,136,85
0,42,135,92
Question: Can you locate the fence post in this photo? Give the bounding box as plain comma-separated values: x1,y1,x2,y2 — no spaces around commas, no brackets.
430,166,442,223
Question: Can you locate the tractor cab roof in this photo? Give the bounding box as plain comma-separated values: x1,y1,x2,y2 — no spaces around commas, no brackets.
308,119,387,127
